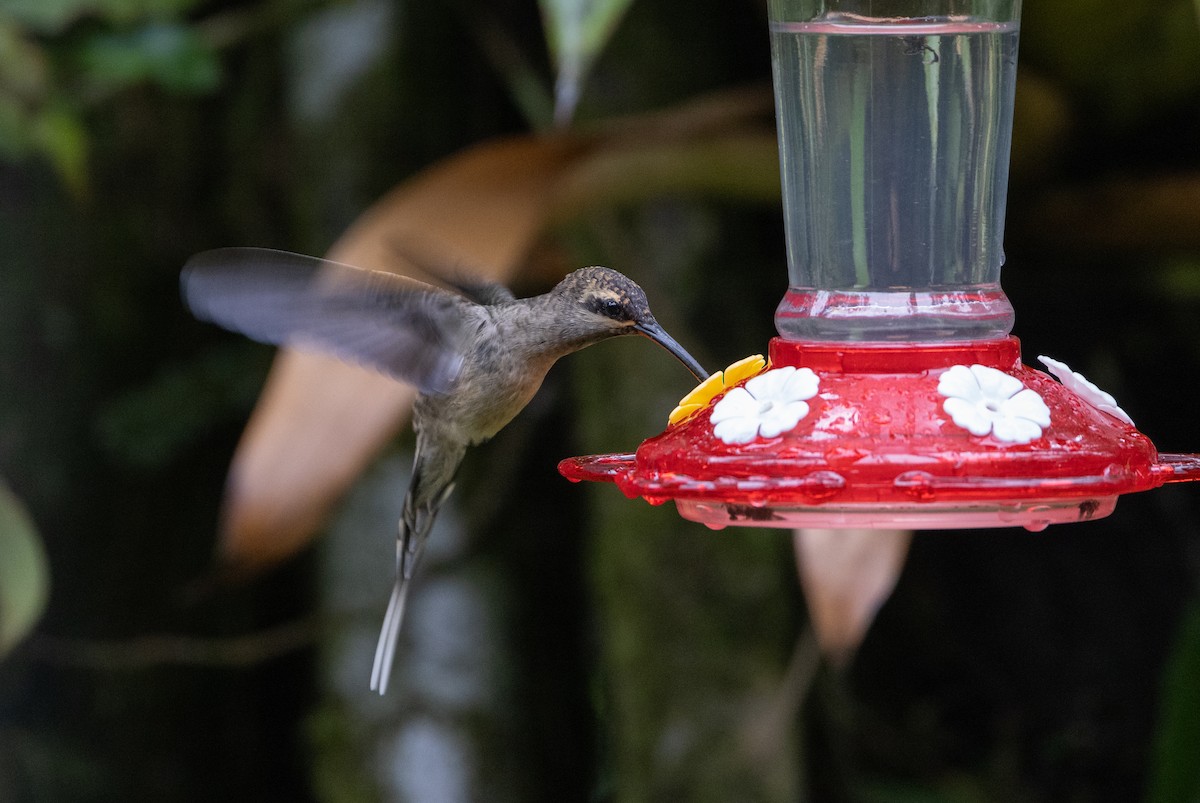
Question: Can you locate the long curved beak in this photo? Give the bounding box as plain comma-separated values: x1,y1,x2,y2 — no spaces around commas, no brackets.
634,320,710,382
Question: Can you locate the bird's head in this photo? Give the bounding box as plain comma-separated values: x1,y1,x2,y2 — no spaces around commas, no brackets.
549,267,708,381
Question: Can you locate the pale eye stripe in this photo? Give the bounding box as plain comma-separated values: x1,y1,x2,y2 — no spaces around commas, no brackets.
590,289,624,304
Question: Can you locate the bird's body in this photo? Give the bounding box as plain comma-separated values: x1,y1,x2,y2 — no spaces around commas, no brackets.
182,248,708,694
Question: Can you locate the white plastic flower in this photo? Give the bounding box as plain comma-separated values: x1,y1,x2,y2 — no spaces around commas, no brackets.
710,366,819,444
1037,355,1133,425
937,364,1050,444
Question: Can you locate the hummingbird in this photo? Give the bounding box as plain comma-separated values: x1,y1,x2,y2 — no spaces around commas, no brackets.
181,247,709,694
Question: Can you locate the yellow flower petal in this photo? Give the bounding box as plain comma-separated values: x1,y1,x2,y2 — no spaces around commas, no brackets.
676,372,724,409
668,355,770,426
721,354,766,387
668,403,704,425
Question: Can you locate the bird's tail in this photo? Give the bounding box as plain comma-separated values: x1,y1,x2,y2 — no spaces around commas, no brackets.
369,453,457,695
370,541,417,695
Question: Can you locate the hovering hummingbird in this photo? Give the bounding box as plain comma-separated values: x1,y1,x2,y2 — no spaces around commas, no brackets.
181,247,709,694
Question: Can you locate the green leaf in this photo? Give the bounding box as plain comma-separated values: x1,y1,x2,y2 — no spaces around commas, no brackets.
537,0,636,125
32,103,89,195
0,482,50,658
75,22,221,94
1,0,203,34
0,20,50,100
1147,602,1200,803
0,100,35,160
0,0,97,34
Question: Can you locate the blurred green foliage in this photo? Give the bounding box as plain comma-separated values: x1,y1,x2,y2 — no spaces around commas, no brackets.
538,0,634,123
0,0,217,191
3,0,200,32
0,483,49,658
73,22,220,93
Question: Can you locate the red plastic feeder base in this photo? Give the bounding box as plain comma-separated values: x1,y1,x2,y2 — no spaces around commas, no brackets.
559,337,1200,531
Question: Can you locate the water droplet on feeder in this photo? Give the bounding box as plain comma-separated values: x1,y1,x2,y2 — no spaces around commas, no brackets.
894,470,937,501
802,470,846,501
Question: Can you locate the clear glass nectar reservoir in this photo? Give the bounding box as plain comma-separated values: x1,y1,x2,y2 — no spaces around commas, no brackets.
769,2,1021,341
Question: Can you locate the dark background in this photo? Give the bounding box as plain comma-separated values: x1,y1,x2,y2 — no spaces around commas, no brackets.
1,0,1199,800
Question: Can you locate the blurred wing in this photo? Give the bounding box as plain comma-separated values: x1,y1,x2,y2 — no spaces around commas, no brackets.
386,237,516,307
435,274,516,307
181,247,479,395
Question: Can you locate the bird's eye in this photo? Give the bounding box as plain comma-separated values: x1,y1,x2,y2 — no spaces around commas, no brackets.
591,297,630,321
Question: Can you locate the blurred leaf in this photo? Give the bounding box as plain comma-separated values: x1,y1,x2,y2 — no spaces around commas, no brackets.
0,482,50,658
75,22,220,94
1,0,201,34
793,528,912,664
31,103,88,194
0,100,88,193
1,15,220,190
0,0,98,33
0,21,49,159
0,20,87,189
0,20,49,99
553,131,779,212
1146,602,1200,803
538,0,635,124
460,7,556,129
0,100,33,160
286,0,393,125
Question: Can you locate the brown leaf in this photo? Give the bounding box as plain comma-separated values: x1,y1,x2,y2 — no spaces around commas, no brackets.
793,528,913,666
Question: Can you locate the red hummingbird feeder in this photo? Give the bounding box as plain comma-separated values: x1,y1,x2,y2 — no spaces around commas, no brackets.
560,0,1200,530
